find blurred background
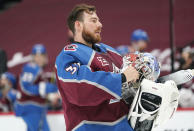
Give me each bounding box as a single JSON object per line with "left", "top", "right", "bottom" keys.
{"left": 0, "top": 0, "right": 194, "bottom": 131}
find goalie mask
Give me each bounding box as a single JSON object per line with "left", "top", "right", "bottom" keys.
{"left": 122, "top": 52, "right": 160, "bottom": 83}
{"left": 121, "top": 52, "right": 161, "bottom": 104}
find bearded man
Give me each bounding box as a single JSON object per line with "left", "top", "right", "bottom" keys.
{"left": 56, "top": 2, "right": 182, "bottom": 131}
{"left": 55, "top": 4, "right": 140, "bottom": 131}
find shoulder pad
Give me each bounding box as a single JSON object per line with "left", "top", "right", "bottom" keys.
{"left": 22, "top": 63, "right": 41, "bottom": 75}
{"left": 62, "top": 43, "right": 93, "bottom": 65}
{"left": 99, "top": 43, "right": 121, "bottom": 56}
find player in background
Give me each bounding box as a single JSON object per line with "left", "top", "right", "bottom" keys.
{"left": 15, "top": 44, "right": 58, "bottom": 131}
{"left": 55, "top": 4, "right": 140, "bottom": 131}
{"left": 177, "top": 46, "right": 194, "bottom": 70}
{"left": 178, "top": 46, "right": 194, "bottom": 107}
{"left": 116, "top": 29, "right": 149, "bottom": 55}
{"left": 0, "top": 72, "right": 19, "bottom": 112}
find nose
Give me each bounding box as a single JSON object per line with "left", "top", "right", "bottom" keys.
{"left": 97, "top": 21, "right": 102, "bottom": 29}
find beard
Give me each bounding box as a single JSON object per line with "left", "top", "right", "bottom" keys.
{"left": 82, "top": 26, "right": 101, "bottom": 45}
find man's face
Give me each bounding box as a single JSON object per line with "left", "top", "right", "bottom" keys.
{"left": 81, "top": 11, "right": 102, "bottom": 44}
{"left": 0, "top": 77, "right": 12, "bottom": 97}
{"left": 132, "top": 40, "right": 148, "bottom": 52}
{"left": 182, "top": 52, "right": 189, "bottom": 61}
{"left": 33, "top": 54, "right": 48, "bottom": 68}
{"left": 0, "top": 77, "right": 11, "bottom": 88}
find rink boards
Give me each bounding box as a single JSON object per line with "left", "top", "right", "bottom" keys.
{"left": 0, "top": 108, "right": 193, "bottom": 131}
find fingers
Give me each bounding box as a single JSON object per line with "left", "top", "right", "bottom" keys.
{"left": 123, "top": 66, "right": 139, "bottom": 83}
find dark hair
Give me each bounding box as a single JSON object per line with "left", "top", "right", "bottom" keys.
{"left": 67, "top": 4, "right": 96, "bottom": 34}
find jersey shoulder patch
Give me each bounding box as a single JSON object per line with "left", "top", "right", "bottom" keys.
{"left": 64, "top": 44, "right": 78, "bottom": 51}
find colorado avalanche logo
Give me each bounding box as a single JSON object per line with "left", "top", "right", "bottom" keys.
{"left": 64, "top": 44, "right": 78, "bottom": 51}
{"left": 97, "top": 57, "right": 109, "bottom": 66}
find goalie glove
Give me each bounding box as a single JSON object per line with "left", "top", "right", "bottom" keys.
{"left": 128, "top": 79, "right": 179, "bottom": 131}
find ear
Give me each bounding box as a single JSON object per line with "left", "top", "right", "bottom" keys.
{"left": 74, "top": 21, "right": 83, "bottom": 33}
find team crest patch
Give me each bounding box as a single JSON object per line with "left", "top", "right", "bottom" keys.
{"left": 64, "top": 44, "right": 78, "bottom": 51}
{"left": 97, "top": 57, "right": 109, "bottom": 66}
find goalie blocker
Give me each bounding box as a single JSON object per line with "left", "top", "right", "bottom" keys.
{"left": 128, "top": 79, "right": 180, "bottom": 131}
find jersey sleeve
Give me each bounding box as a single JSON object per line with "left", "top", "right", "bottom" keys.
{"left": 6, "top": 89, "right": 19, "bottom": 103}
{"left": 56, "top": 51, "right": 122, "bottom": 107}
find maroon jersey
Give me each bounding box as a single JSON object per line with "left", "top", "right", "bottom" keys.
{"left": 55, "top": 43, "right": 131, "bottom": 131}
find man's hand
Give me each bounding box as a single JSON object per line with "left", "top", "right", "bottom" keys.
{"left": 123, "top": 66, "right": 139, "bottom": 83}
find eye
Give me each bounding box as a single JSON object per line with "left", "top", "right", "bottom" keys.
{"left": 92, "top": 19, "right": 97, "bottom": 23}
{"left": 91, "top": 18, "right": 97, "bottom": 23}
